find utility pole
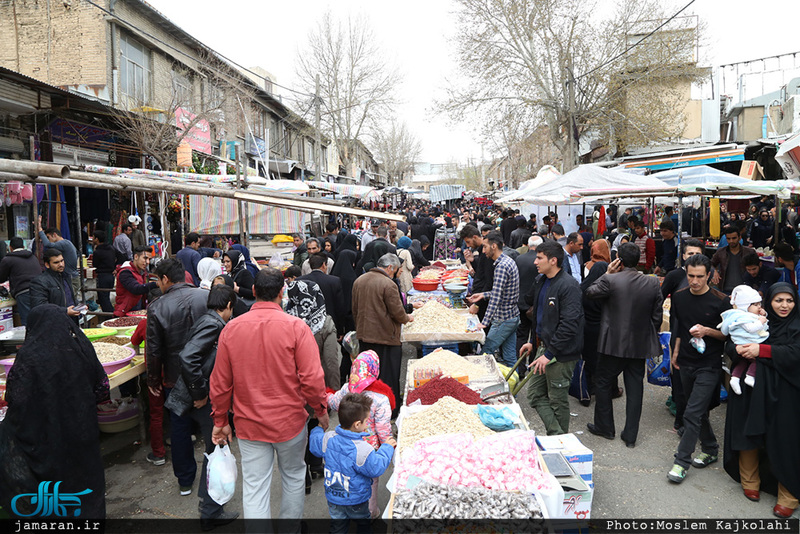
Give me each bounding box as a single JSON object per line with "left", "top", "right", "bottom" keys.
{"left": 565, "top": 63, "right": 578, "bottom": 172}
{"left": 315, "top": 74, "right": 323, "bottom": 180}
{"left": 235, "top": 144, "right": 245, "bottom": 246}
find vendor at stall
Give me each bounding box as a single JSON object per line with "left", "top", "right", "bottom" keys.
{"left": 114, "top": 246, "right": 157, "bottom": 317}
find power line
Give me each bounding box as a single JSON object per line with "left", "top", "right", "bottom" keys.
{"left": 575, "top": 0, "right": 697, "bottom": 81}
{"left": 82, "top": 0, "right": 314, "bottom": 99}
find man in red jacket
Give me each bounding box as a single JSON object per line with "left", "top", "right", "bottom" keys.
{"left": 210, "top": 267, "right": 328, "bottom": 528}
{"left": 113, "top": 246, "right": 157, "bottom": 317}
{"left": 633, "top": 220, "right": 656, "bottom": 273}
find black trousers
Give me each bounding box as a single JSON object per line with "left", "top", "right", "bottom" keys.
{"left": 96, "top": 272, "right": 115, "bottom": 313}
{"left": 671, "top": 367, "right": 686, "bottom": 428}
{"left": 674, "top": 366, "right": 720, "bottom": 468}
{"left": 360, "top": 341, "right": 403, "bottom": 417}
{"left": 593, "top": 354, "right": 645, "bottom": 444}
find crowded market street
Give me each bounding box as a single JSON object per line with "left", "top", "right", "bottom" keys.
{"left": 2, "top": 1, "right": 800, "bottom": 532}
{"left": 97, "top": 346, "right": 770, "bottom": 521}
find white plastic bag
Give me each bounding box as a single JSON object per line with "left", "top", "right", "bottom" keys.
{"left": 268, "top": 253, "right": 284, "bottom": 269}
{"left": 205, "top": 444, "right": 237, "bottom": 505}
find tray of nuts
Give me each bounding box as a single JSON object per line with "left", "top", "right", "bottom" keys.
{"left": 102, "top": 316, "right": 144, "bottom": 333}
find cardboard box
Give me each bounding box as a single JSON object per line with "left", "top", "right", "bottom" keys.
{"left": 562, "top": 482, "right": 593, "bottom": 520}
{"left": 537, "top": 433, "right": 594, "bottom": 485}
{"left": 739, "top": 160, "right": 764, "bottom": 180}
{"left": 776, "top": 134, "right": 800, "bottom": 179}
{"left": 0, "top": 318, "right": 14, "bottom": 333}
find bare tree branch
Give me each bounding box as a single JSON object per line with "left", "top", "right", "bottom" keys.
{"left": 296, "top": 11, "right": 399, "bottom": 176}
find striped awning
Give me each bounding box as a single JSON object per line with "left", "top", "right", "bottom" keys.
{"left": 188, "top": 195, "right": 308, "bottom": 235}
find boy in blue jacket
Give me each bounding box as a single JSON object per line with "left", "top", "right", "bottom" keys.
{"left": 309, "top": 393, "right": 396, "bottom": 533}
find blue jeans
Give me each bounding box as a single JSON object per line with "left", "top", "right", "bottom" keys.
{"left": 328, "top": 501, "right": 371, "bottom": 534}
{"left": 482, "top": 317, "right": 520, "bottom": 367}
{"left": 165, "top": 390, "right": 223, "bottom": 519}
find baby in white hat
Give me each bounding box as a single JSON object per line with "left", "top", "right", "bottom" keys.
{"left": 718, "top": 285, "right": 769, "bottom": 395}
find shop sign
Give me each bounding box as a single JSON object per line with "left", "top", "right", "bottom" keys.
{"left": 245, "top": 134, "right": 266, "bottom": 159}
{"left": 48, "top": 118, "right": 116, "bottom": 149}
{"left": 175, "top": 107, "right": 212, "bottom": 155}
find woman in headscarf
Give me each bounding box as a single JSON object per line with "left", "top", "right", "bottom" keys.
{"left": 197, "top": 257, "right": 222, "bottom": 290}
{"left": 230, "top": 244, "right": 260, "bottom": 279}
{"left": 408, "top": 238, "right": 430, "bottom": 277}
{"left": 223, "top": 249, "right": 255, "bottom": 304}
{"left": 723, "top": 282, "right": 800, "bottom": 517}
{"left": 580, "top": 261, "right": 609, "bottom": 407}
{"left": 284, "top": 277, "right": 329, "bottom": 489}
{"left": 395, "top": 236, "right": 414, "bottom": 294}
{"left": 322, "top": 237, "right": 337, "bottom": 261}
{"left": 584, "top": 238, "right": 611, "bottom": 277}
{"left": 0, "top": 304, "right": 109, "bottom": 518}
{"left": 335, "top": 232, "right": 359, "bottom": 262}
{"left": 330, "top": 247, "right": 358, "bottom": 333}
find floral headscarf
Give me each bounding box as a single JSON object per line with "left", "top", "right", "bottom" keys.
{"left": 285, "top": 279, "right": 327, "bottom": 334}
{"left": 348, "top": 350, "right": 380, "bottom": 393}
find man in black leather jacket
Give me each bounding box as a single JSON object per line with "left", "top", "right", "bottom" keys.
{"left": 173, "top": 284, "right": 239, "bottom": 529}
{"left": 145, "top": 259, "right": 209, "bottom": 500}
{"left": 29, "top": 248, "right": 81, "bottom": 322}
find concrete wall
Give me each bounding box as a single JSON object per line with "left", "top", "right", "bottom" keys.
{"left": 736, "top": 106, "right": 783, "bottom": 142}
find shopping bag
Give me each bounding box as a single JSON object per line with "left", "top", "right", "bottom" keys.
{"left": 646, "top": 332, "right": 672, "bottom": 387}
{"left": 568, "top": 360, "right": 590, "bottom": 402}
{"left": 205, "top": 444, "right": 237, "bottom": 505}
{"left": 474, "top": 405, "right": 519, "bottom": 431}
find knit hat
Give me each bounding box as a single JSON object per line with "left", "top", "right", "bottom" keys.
{"left": 731, "top": 285, "right": 762, "bottom": 309}
{"left": 397, "top": 236, "right": 412, "bottom": 249}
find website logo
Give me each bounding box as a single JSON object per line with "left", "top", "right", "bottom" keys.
{"left": 11, "top": 481, "right": 92, "bottom": 517}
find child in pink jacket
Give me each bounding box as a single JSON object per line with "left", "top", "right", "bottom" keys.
{"left": 327, "top": 350, "right": 396, "bottom": 518}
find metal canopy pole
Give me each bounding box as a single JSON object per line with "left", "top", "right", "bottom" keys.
{"left": 774, "top": 195, "right": 780, "bottom": 245}
{"left": 74, "top": 186, "right": 86, "bottom": 306}
{"left": 235, "top": 145, "right": 245, "bottom": 245}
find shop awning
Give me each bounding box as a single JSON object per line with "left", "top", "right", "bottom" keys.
{"left": 268, "top": 159, "right": 298, "bottom": 176}
{"left": 618, "top": 144, "right": 745, "bottom": 171}
{"left": 307, "top": 180, "right": 376, "bottom": 200}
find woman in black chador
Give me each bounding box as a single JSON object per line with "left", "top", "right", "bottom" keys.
{"left": 0, "top": 304, "right": 109, "bottom": 518}
{"left": 723, "top": 283, "right": 800, "bottom": 518}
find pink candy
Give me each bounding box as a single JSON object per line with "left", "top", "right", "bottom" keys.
{"left": 396, "top": 430, "right": 558, "bottom": 493}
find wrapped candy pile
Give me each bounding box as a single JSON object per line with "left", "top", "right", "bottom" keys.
{"left": 391, "top": 480, "right": 545, "bottom": 523}
{"left": 395, "top": 430, "right": 560, "bottom": 494}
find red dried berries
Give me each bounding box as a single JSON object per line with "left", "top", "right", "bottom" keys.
{"left": 406, "top": 376, "right": 486, "bottom": 406}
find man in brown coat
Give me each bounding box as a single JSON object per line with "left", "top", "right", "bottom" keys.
{"left": 352, "top": 253, "right": 413, "bottom": 414}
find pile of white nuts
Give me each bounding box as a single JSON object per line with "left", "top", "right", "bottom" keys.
{"left": 398, "top": 396, "right": 493, "bottom": 457}
{"left": 404, "top": 301, "right": 468, "bottom": 334}
{"left": 408, "top": 349, "right": 491, "bottom": 380}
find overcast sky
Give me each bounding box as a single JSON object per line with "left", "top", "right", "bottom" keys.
{"left": 146, "top": 0, "right": 800, "bottom": 164}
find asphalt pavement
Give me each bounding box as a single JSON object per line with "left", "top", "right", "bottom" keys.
{"left": 102, "top": 344, "right": 794, "bottom": 521}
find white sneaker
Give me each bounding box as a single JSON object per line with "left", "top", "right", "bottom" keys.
{"left": 730, "top": 377, "right": 742, "bottom": 395}
{"left": 744, "top": 375, "right": 755, "bottom": 387}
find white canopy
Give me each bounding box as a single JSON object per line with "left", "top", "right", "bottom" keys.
{"left": 497, "top": 165, "right": 561, "bottom": 204}
{"left": 519, "top": 165, "right": 671, "bottom": 205}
